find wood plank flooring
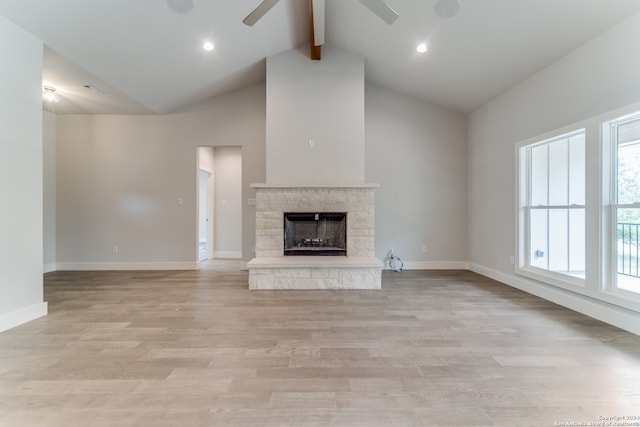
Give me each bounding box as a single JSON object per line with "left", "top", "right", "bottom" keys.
{"left": 1, "top": 262, "right": 639, "bottom": 426}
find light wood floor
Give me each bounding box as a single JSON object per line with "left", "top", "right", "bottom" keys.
{"left": 1, "top": 262, "right": 639, "bottom": 426}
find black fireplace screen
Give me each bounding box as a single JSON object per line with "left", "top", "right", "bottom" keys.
{"left": 283, "top": 212, "right": 347, "bottom": 256}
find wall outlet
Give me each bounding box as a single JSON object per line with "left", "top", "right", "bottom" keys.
{"left": 308, "top": 139, "right": 315, "bottom": 148}
{"left": 509, "top": 255, "right": 515, "bottom": 265}
{"left": 422, "top": 245, "right": 428, "bottom": 253}
{"left": 112, "top": 245, "right": 119, "bottom": 254}
{"left": 177, "top": 198, "right": 183, "bottom": 206}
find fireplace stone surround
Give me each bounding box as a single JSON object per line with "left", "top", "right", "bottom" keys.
{"left": 247, "top": 184, "right": 383, "bottom": 290}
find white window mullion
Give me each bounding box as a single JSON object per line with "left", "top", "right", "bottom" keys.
{"left": 546, "top": 143, "right": 551, "bottom": 271}
{"left": 566, "top": 140, "right": 571, "bottom": 273}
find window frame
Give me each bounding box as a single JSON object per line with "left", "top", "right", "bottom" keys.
{"left": 514, "top": 104, "right": 640, "bottom": 315}
{"left": 517, "top": 129, "right": 587, "bottom": 290}
{"left": 602, "top": 112, "right": 640, "bottom": 305}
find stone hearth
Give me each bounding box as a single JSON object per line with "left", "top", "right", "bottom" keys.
{"left": 247, "top": 184, "right": 383, "bottom": 290}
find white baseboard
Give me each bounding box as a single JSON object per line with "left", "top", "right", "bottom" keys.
{"left": 55, "top": 262, "right": 198, "bottom": 271}
{"left": 384, "top": 260, "right": 469, "bottom": 271}
{"left": 213, "top": 251, "right": 242, "bottom": 259}
{"left": 0, "top": 302, "right": 48, "bottom": 333}
{"left": 43, "top": 263, "right": 56, "bottom": 273}
{"left": 468, "top": 263, "right": 640, "bottom": 336}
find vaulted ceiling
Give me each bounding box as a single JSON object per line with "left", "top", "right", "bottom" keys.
{"left": 1, "top": 0, "right": 639, "bottom": 114}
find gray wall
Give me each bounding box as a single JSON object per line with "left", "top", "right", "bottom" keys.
{"left": 52, "top": 65, "right": 468, "bottom": 269}
{"left": 365, "top": 83, "right": 468, "bottom": 266}
{"left": 43, "top": 110, "right": 57, "bottom": 272}
{"left": 467, "top": 12, "right": 640, "bottom": 332}
{"left": 213, "top": 146, "right": 242, "bottom": 258}
{"left": 0, "top": 14, "right": 47, "bottom": 331}
{"left": 55, "top": 83, "right": 266, "bottom": 267}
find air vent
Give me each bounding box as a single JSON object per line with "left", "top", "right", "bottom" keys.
{"left": 83, "top": 84, "right": 102, "bottom": 93}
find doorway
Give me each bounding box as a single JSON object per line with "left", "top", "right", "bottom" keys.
{"left": 198, "top": 169, "right": 213, "bottom": 261}
{"left": 197, "top": 146, "right": 242, "bottom": 263}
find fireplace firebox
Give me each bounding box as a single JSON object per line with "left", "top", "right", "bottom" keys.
{"left": 284, "top": 212, "right": 347, "bottom": 256}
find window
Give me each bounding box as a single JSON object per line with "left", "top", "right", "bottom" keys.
{"left": 605, "top": 113, "right": 640, "bottom": 296}
{"left": 519, "top": 130, "right": 585, "bottom": 285}
{"left": 516, "top": 104, "right": 640, "bottom": 314}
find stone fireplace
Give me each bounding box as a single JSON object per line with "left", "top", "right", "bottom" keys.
{"left": 248, "top": 46, "right": 381, "bottom": 289}
{"left": 247, "top": 184, "right": 383, "bottom": 289}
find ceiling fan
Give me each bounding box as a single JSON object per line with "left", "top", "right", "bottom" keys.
{"left": 167, "top": 0, "right": 457, "bottom": 26}
{"left": 167, "top": 0, "right": 398, "bottom": 59}
{"left": 166, "top": 0, "right": 398, "bottom": 25}
{"left": 243, "top": 0, "right": 399, "bottom": 27}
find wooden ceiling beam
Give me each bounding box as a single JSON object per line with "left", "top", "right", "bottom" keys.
{"left": 309, "top": 0, "right": 322, "bottom": 60}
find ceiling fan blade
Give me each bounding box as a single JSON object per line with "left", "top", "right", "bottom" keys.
{"left": 312, "top": 0, "right": 325, "bottom": 46}
{"left": 357, "top": 0, "right": 399, "bottom": 24}
{"left": 243, "top": 0, "right": 281, "bottom": 26}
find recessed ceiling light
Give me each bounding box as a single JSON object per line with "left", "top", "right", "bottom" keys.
{"left": 416, "top": 43, "right": 428, "bottom": 53}
{"left": 203, "top": 41, "right": 214, "bottom": 51}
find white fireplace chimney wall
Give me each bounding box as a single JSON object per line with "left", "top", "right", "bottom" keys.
{"left": 250, "top": 45, "right": 381, "bottom": 290}
{"left": 266, "top": 45, "right": 365, "bottom": 186}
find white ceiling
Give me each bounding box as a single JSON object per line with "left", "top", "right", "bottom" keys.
{"left": 1, "top": 0, "right": 639, "bottom": 114}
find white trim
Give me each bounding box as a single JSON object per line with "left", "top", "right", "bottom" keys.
{"left": 517, "top": 265, "right": 585, "bottom": 290}
{"left": 43, "top": 263, "right": 56, "bottom": 273}
{"left": 213, "top": 251, "right": 242, "bottom": 259}
{"left": 397, "top": 261, "right": 469, "bottom": 270}
{"left": 469, "top": 263, "right": 640, "bottom": 336}
{"left": 55, "top": 262, "right": 198, "bottom": 271}
{"left": 0, "top": 302, "right": 48, "bottom": 333}
{"left": 251, "top": 183, "right": 379, "bottom": 189}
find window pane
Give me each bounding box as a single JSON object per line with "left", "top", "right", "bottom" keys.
{"left": 617, "top": 142, "right": 640, "bottom": 205}
{"left": 569, "top": 134, "right": 585, "bottom": 205}
{"left": 569, "top": 209, "right": 585, "bottom": 275}
{"left": 616, "top": 208, "right": 640, "bottom": 294}
{"left": 549, "top": 139, "right": 569, "bottom": 206}
{"left": 530, "top": 145, "right": 548, "bottom": 206}
{"left": 613, "top": 116, "right": 640, "bottom": 295}
{"left": 548, "top": 209, "right": 568, "bottom": 272}
{"left": 521, "top": 130, "right": 584, "bottom": 283}
{"left": 617, "top": 117, "right": 640, "bottom": 145}
{"left": 530, "top": 209, "right": 548, "bottom": 269}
